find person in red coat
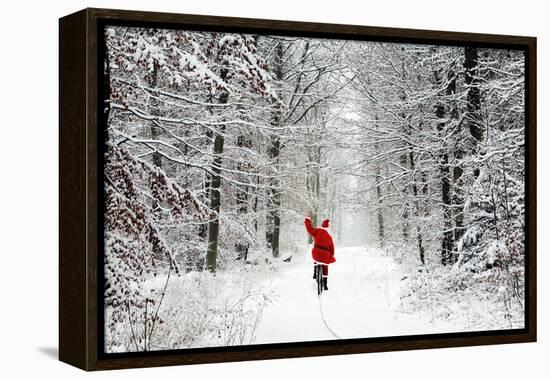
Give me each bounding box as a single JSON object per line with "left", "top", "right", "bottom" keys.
{"left": 304, "top": 217, "right": 336, "bottom": 290}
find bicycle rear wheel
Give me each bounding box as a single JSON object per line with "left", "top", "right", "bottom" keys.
{"left": 316, "top": 265, "right": 323, "bottom": 295}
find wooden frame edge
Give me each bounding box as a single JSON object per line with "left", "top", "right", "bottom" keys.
{"left": 58, "top": 7, "right": 537, "bottom": 371}
{"left": 85, "top": 7, "right": 536, "bottom": 45}
{"left": 526, "top": 37, "right": 537, "bottom": 344}
{"left": 59, "top": 9, "right": 88, "bottom": 370}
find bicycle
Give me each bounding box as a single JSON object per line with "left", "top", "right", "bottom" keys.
{"left": 315, "top": 264, "right": 326, "bottom": 295}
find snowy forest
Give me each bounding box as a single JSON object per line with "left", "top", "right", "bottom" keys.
{"left": 102, "top": 26, "right": 526, "bottom": 353}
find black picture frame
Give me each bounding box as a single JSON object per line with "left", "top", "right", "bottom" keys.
{"left": 59, "top": 7, "right": 537, "bottom": 371}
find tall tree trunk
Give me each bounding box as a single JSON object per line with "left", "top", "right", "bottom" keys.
{"left": 199, "top": 125, "right": 214, "bottom": 240}
{"left": 206, "top": 69, "right": 229, "bottom": 272}
{"left": 464, "top": 46, "right": 483, "bottom": 159}
{"left": 235, "top": 135, "right": 251, "bottom": 261}
{"left": 501, "top": 157, "right": 511, "bottom": 228}
{"left": 440, "top": 151, "right": 453, "bottom": 265}
{"left": 266, "top": 42, "right": 284, "bottom": 258}
{"left": 451, "top": 158, "right": 464, "bottom": 265}
{"left": 148, "top": 60, "right": 163, "bottom": 262}
{"left": 266, "top": 127, "right": 283, "bottom": 257}
{"left": 488, "top": 173, "right": 500, "bottom": 241}
{"left": 400, "top": 148, "right": 410, "bottom": 241}
{"left": 409, "top": 148, "right": 425, "bottom": 265}
{"left": 374, "top": 135, "right": 385, "bottom": 246}
{"left": 206, "top": 130, "right": 225, "bottom": 272}
{"left": 375, "top": 174, "right": 385, "bottom": 244}
{"left": 435, "top": 67, "right": 454, "bottom": 265}
{"left": 271, "top": 175, "right": 282, "bottom": 258}
{"left": 403, "top": 108, "right": 425, "bottom": 264}
{"left": 253, "top": 175, "right": 259, "bottom": 233}
{"left": 449, "top": 47, "right": 482, "bottom": 263}
{"left": 399, "top": 89, "right": 410, "bottom": 242}
{"left": 198, "top": 174, "right": 210, "bottom": 240}
{"left": 306, "top": 146, "right": 321, "bottom": 244}
{"left": 149, "top": 60, "right": 162, "bottom": 169}
{"left": 448, "top": 57, "right": 466, "bottom": 264}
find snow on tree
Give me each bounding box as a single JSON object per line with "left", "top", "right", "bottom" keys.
{"left": 102, "top": 26, "right": 527, "bottom": 351}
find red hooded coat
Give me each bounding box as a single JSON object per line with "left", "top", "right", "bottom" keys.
{"left": 304, "top": 218, "right": 336, "bottom": 264}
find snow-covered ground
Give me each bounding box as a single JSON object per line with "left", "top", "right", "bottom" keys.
{"left": 109, "top": 242, "right": 522, "bottom": 353}
{"left": 254, "top": 245, "right": 459, "bottom": 344}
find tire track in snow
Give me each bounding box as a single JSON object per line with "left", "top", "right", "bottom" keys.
{"left": 318, "top": 294, "right": 342, "bottom": 339}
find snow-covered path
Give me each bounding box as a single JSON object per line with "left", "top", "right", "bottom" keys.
{"left": 254, "top": 246, "right": 449, "bottom": 344}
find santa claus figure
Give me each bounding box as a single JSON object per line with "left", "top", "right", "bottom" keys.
{"left": 304, "top": 217, "right": 336, "bottom": 291}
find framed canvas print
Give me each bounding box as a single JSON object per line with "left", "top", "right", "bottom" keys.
{"left": 59, "top": 8, "right": 537, "bottom": 371}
